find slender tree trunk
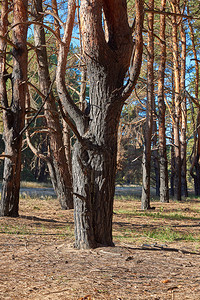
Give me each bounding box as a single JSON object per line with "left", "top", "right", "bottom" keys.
{"left": 170, "top": 124, "right": 175, "bottom": 196}
{"left": 152, "top": 103, "right": 160, "bottom": 196}
{"left": 32, "top": 0, "right": 73, "bottom": 209}
{"left": 0, "top": 0, "right": 28, "bottom": 217}
{"left": 157, "top": 0, "right": 169, "bottom": 203}
{"left": 170, "top": 71, "right": 175, "bottom": 196}
{"left": 180, "top": 23, "right": 188, "bottom": 197}
{"left": 171, "top": 0, "right": 181, "bottom": 201}
{"left": 188, "top": 7, "right": 200, "bottom": 195}
{"left": 141, "top": 0, "right": 154, "bottom": 209}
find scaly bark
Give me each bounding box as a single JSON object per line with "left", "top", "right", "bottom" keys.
{"left": 56, "top": 0, "right": 144, "bottom": 248}
{"left": 0, "top": 0, "right": 28, "bottom": 216}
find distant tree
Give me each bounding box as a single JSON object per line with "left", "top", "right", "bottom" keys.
{"left": 141, "top": 0, "right": 154, "bottom": 210}
{"left": 180, "top": 21, "right": 188, "bottom": 197}
{"left": 157, "top": 0, "right": 169, "bottom": 203}
{"left": 187, "top": 4, "right": 200, "bottom": 195}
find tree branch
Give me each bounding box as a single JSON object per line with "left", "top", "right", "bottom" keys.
{"left": 14, "top": 72, "right": 56, "bottom": 140}
{"left": 56, "top": 0, "right": 85, "bottom": 135}
{"left": 25, "top": 127, "right": 51, "bottom": 163}
{"left": 39, "top": 11, "right": 65, "bottom": 27}
{"left": 7, "top": 21, "right": 64, "bottom": 46}
{"left": 121, "top": 0, "right": 144, "bottom": 99}
{"left": 144, "top": 8, "right": 198, "bottom": 20}
{"left": 0, "top": 35, "right": 18, "bottom": 49}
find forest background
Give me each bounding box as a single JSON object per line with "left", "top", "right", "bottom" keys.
{"left": 1, "top": 0, "right": 200, "bottom": 243}
{"left": 0, "top": 0, "right": 199, "bottom": 191}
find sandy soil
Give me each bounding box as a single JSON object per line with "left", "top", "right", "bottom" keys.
{"left": 0, "top": 193, "right": 200, "bottom": 300}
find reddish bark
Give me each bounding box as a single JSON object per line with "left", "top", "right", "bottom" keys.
{"left": 0, "top": 0, "right": 28, "bottom": 216}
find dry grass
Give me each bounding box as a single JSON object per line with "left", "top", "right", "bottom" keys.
{"left": 0, "top": 192, "right": 200, "bottom": 299}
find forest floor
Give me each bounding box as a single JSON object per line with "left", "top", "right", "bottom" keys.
{"left": 0, "top": 187, "right": 200, "bottom": 300}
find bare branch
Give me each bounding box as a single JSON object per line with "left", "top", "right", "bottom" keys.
{"left": 39, "top": 11, "right": 65, "bottom": 27}
{"left": 25, "top": 128, "right": 51, "bottom": 162}
{"left": 144, "top": 8, "right": 198, "bottom": 20}
{"left": 7, "top": 21, "right": 64, "bottom": 46}
{"left": 56, "top": 0, "right": 85, "bottom": 135}
{"left": 121, "top": 0, "right": 144, "bottom": 99}
{"left": 15, "top": 72, "right": 56, "bottom": 140}
{"left": 0, "top": 35, "right": 18, "bottom": 49}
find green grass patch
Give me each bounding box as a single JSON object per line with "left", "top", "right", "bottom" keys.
{"left": 115, "top": 209, "right": 200, "bottom": 221}
{"left": 113, "top": 226, "right": 199, "bottom": 243}
{"left": 0, "top": 224, "right": 30, "bottom": 235}
{"left": 143, "top": 227, "right": 198, "bottom": 242}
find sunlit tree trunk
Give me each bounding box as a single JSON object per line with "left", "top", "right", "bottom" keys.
{"left": 188, "top": 7, "right": 200, "bottom": 195}
{"left": 32, "top": 0, "right": 73, "bottom": 209}
{"left": 171, "top": 0, "right": 181, "bottom": 201}
{"left": 0, "top": 0, "right": 28, "bottom": 216}
{"left": 180, "top": 22, "right": 188, "bottom": 197}
{"left": 169, "top": 70, "right": 175, "bottom": 196}
{"left": 141, "top": 0, "right": 154, "bottom": 209}
{"left": 157, "top": 0, "right": 169, "bottom": 203}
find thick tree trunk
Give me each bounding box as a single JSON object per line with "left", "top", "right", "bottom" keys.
{"left": 141, "top": 0, "right": 154, "bottom": 209}
{"left": 157, "top": 0, "right": 169, "bottom": 203}
{"left": 32, "top": 0, "right": 73, "bottom": 209}
{"left": 56, "top": 0, "right": 144, "bottom": 248}
{"left": 0, "top": 0, "right": 28, "bottom": 216}
{"left": 73, "top": 101, "right": 121, "bottom": 248}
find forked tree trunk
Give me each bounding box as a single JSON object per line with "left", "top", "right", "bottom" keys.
{"left": 157, "top": 0, "right": 169, "bottom": 203}
{"left": 56, "top": 0, "right": 144, "bottom": 248}
{"left": 141, "top": 0, "right": 154, "bottom": 209}
{"left": 32, "top": 0, "right": 73, "bottom": 209}
{"left": 0, "top": 0, "right": 28, "bottom": 216}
